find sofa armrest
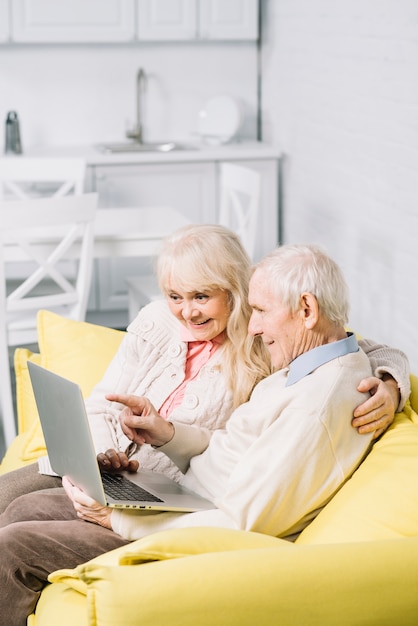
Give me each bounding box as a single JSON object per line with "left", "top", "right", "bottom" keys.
{"left": 43, "top": 528, "right": 418, "bottom": 626}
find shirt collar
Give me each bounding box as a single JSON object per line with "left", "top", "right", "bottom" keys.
{"left": 286, "top": 332, "right": 359, "bottom": 386}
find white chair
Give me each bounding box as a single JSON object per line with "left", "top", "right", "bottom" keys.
{"left": 0, "top": 157, "right": 86, "bottom": 200}
{"left": 0, "top": 193, "right": 98, "bottom": 447}
{"left": 125, "top": 162, "right": 261, "bottom": 321}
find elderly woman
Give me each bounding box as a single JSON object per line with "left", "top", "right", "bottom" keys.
{"left": 0, "top": 238, "right": 410, "bottom": 626}
{"left": 0, "top": 225, "right": 405, "bottom": 511}
{"left": 0, "top": 224, "right": 267, "bottom": 509}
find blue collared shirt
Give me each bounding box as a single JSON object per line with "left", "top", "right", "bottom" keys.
{"left": 286, "top": 332, "right": 359, "bottom": 387}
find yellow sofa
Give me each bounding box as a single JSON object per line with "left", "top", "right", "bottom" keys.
{"left": 1, "top": 310, "right": 418, "bottom": 626}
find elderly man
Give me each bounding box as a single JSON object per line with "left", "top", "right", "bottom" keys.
{"left": 70, "top": 243, "right": 378, "bottom": 540}
{"left": 0, "top": 244, "right": 404, "bottom": 624}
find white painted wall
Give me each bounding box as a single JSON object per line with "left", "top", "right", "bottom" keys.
{"left": 0, "top": 42, "right": 258, "bottom": 148}
{"left": 261, "top": 0, "right": 418, "bottom": 372}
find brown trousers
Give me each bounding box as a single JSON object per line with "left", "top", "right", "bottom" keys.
{"left": 0, "top": 462, "right": 62, "bottom": 514}
{"left": 0, "top": 488, "right": 130, "bottom": 626}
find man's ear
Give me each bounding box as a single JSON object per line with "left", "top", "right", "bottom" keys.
{"left": 300, "top": 292, "right": 319, "bottom": 329}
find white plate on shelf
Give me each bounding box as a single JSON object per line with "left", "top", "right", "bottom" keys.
{"left": 197, "top": 95, "right": 242, "bottom": 145}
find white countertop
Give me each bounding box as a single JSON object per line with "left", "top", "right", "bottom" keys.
{"left": 25, "top": 141, "right": 281, "bottom": 166}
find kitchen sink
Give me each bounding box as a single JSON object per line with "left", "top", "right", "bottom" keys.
{"left": 97, "top": 141, "right": 196, "bottom": 154}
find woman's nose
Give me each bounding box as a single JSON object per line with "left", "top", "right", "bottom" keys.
{"left": 181, "top": 301, "right": 196, "bottom": 320}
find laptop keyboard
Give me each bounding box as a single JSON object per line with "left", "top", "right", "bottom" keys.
{"left": 102, "top": 472, "right": 163, "bottom": 502}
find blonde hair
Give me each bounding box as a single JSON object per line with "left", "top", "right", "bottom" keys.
{"left": 157, "top": 224, "right": 271, "bottom": 407}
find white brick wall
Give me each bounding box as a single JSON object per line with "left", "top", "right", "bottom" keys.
{"left": 261, "top": 0, "right": 418, "bottom": 372}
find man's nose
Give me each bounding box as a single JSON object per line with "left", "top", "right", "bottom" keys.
{"left": 248, "top": 314, "right": 261, "bottom": 337}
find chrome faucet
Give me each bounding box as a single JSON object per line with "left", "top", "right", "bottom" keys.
{"left": 126, "top": 68, "right": 147, "bottom": 143}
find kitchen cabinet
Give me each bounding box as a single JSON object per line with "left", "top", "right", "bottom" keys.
{"left": 11, "top": 0, "right": 135, "bottom": 43}
{"left": 87, "top": 153, "right": 278, "bottom": 320}
{"left": 199, "top": 0, "right": 259, "bottom": 41}
{"left": 0, "top": 0, "right": 9, "bottom": 42}
{"left": 137, "top": 0, "right": 259, "bottom": 41}
{"left": 5, "top": 0, "right": 257, "bottom": 45}
{"left": 137, "top": 0, "right": 196, "bottom": 41}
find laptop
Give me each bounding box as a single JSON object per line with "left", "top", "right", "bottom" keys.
{"left": 27, "top": 361, "right": 216, "bottom": 512}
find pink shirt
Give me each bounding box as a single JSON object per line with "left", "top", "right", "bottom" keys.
{"left": 158, "top": 326, "right": 225, "bottom": 418}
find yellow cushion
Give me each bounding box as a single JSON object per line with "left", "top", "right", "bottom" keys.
{"left": 0, "top": 431, "right": 37, "bottom": 474}
{"left": 35, "top": 310, "right": 124, "bottom": 389}
{"left": 46, "top": 531, "right": 418, "bottom": 626}
{"left": 1, "top": 310, "right": 125, "bottom": 471}
{"left": 1, "top": 342, "right": 45, "bottom": 472}
{"left": 28, "top": 583, "right": 87, "bottom": 626}
{"left": 297, "top": 410, "right": 418, "bottom": 545}
{"left": 14, "top": 348, "right": 42, "bottom": 434}
{"left": 49, "top": 527, "right": 289, "bottom": 595}
{"left": 408, "top": 373, "right": 418, "bottom": 420}
{"left": 118, "top": 526, "right": 289, "bottom": 565}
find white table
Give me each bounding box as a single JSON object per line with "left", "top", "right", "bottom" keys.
{"left": 93, "top": 206, "right": 189, "bottom": 258}
{"left": 4, "top": 206, "right": 190, "bottom": 261}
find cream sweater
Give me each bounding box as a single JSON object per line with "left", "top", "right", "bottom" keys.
{"left": 111, "top": 346, "right": 378, "bottom": 541}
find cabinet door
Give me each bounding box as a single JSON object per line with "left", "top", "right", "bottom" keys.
{"left": 137, "top": 0, "right": 196, "bottom": 41}
{"left": 199, "top": 0, "right": 258, "bottom": 41}
{"left": 91, "top": 161, "right": 217, "bottom": 311}
{"left": 11, "top": 0, "right": 135, "bottom": 43}
{"left": 0, "top": 0, "right": 9, "bottom": 42}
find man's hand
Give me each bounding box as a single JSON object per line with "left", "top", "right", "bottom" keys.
{"left": 353, "top": 376, "right": 399, "bottom": 438}
{"left": 97, "top": 449, "right": 139, "bottom": 474}
{"left": 106, "top": 393, "right": 175, "bottom": 448}
{"left": 62, "top": 476, "right": 113, "bottom": 529}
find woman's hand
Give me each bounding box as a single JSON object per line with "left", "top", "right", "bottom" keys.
{"left": 106, "top": 393, "right": 175, "bottom": 448}
{"left": 353, "top": 376, "right": 399, "bottom": 438}
{"left": 62, "top": 475, "right": 112, "bottom": 529}
{"left": 97, "top": 449, "right": 139, "bottom": 474}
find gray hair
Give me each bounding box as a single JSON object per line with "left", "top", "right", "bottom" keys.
{"left": 254, "top": 244, "right": 349, "bottom": 326}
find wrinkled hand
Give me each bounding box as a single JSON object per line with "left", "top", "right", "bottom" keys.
{"left": 97, "top": 449, "right": 139, "bottom": 474}
{"left": 106, "top": 393, "right": 175, "bottom": 448}
{"left": 62, "top": 475, "right": 112, "bottom": 529}
{"left": 353, "top": 376, "right": 398, "bottom": 438}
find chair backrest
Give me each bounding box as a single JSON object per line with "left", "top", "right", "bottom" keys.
{"left": 0, "top": 157, "right": 86, "bottom": 200}
{"left": 218, "top": 162, "right": 261, "bottom": 260}
{"left": 0, "top": 192, "right": 97, "bottom": 447}
{"left": 0, "top": 193, "right": 98, "bottom": 334}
